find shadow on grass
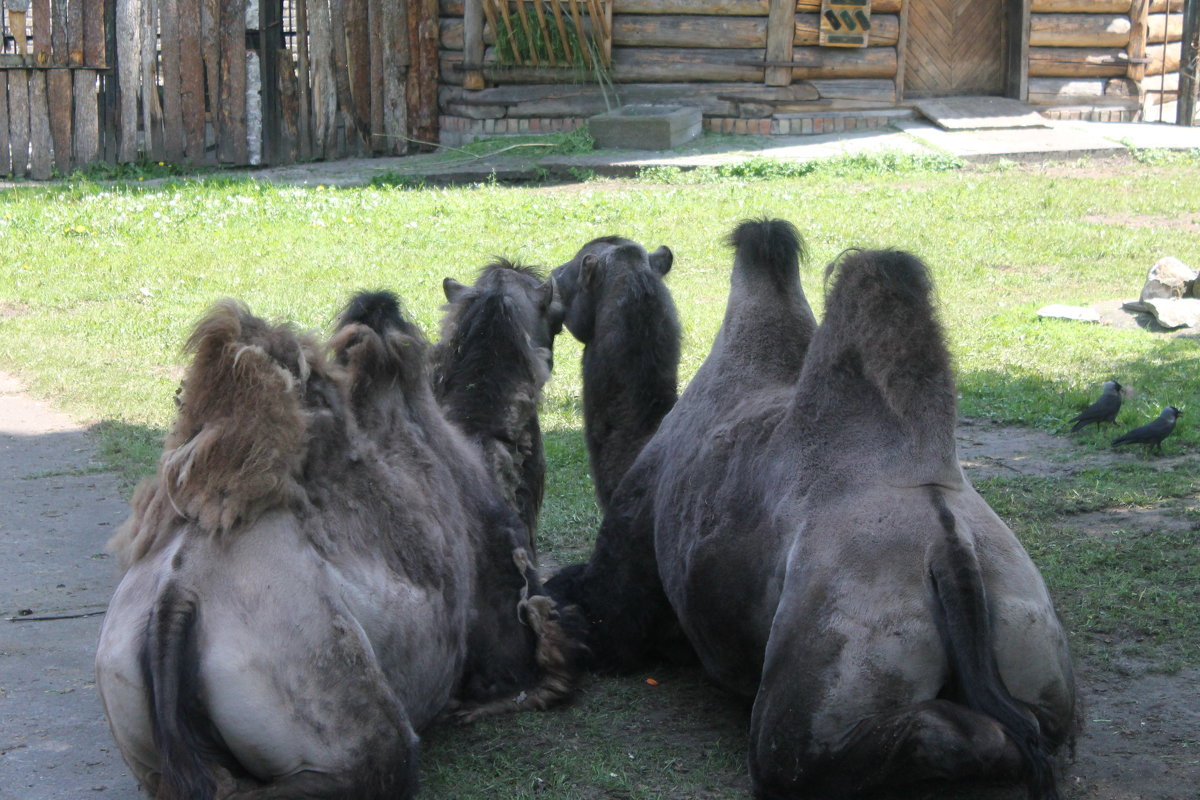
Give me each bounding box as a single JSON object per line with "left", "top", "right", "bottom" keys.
{"left": 88, "top": 419, "right": 167, "bottom": 494}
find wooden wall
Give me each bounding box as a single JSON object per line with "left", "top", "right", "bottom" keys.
{"left": 1026, "top": 0, "right": 1186, "bottom": 114}
{"left": 439, "top": 0, "right": 905, "bottom": 138}
{"left": 0, "top": 0, "right": 106, "bottom": 179}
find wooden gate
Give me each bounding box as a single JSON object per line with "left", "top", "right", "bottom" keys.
{"left": 905, "top": 0, "right": 1008, "bottom": 98}
{"left": 0, "top": 0, "right": 108, "bottom": 179}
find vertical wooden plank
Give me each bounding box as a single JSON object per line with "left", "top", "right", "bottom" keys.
{"left": 368, "top": 0, "right": 385, "bottom": 151}
{"left": 50, "top": 0, "right": 75, "bottom": 169}
{"left": 68, "top": 0, "right": 85, "bottom": 64}
{"left": 103, "top": 0, "right": 122, "bottom": 160}
{"left": 295, "top": 0, "right": 313, "bottom": 159}
{"left": 85, "top": 0, "right": 107, "bottom": 65}
{"left": 202, "top": 0, "right": 220, "bottom": 162}
{"left": 277, "top": 47, "right": 299, "bottom": 160}
{"left": 9, "top": 71, "right": 30, "bottom": 176}
{"left": 346, "top": 0, "right": 371, "bottom": 141}
{"left": 161, "top": 0, "right": 187, "bottom": 160}
{"left": 1130, "top": 0, "right": 1151, "bottom": 83}
{"left": 406, "top": 0, "right": 438, "bottom": 147}
{"left": 179, "top": 0, "right": 205, "bottom": 161}
{"left": 74, "top": 69, "right": 101, "bottom": 165}
{"left": 33, "top": 0, "right": 51, "bottom": 66}
{"left": 0, "top": 73, "right": 11, "bottom": 176}
{"left": 218, "top": 0, "right": 248, "bottom": 163}
{"left": 115, "top": 0, "right": 140, "bottom": 162}
{"left": 1180, "top": 0, "right": 1199, "bottom": 123}
{"left": 463, "top": 0, "right": 484, "bottom": 89}
{"left": 29, "top": 70, "right": 52, "bottom": 178}
{"left": 10, "top": 5, "right": 29, "bottom": 59}
{"left": 308, "top": 0, "right": 337, "bottom": 157}
{"left": 764, "top": 0, "right": 794, "bottom": 86}
{"left": 1004, "top": 0, "right": 1030, "bottom": 100}
{"left": 894, "top": 0, "right": 908, "bottom": 101}
{"left": 329, "top": 0, "right": 362, "bottom": 155}
{"left": 381, "top": 0, "right": 407, "bottom": 153}
{"left": 142, "top": 0, "right": 163, "bottom": 159}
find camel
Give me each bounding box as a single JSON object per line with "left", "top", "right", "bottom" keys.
{"left": 552, "top": 220, "right": 1077, "bottom": 799}
{"left": 431, "top": 260, "right": 562, "bottom": 543}
{"left": 551, "top": 237, "right": 680, "bottom": 513}
{"left": 96, "top": 293, "right": 582, "bottom": 799}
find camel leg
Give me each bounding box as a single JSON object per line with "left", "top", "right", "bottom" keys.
{"left": 750, "top": 696, "right": 1029, "bottom": 799}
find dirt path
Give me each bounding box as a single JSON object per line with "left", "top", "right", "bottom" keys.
{"left": 0, "top": 373, "right": 139, "bottom": 799}
{"left": 0, "top": 377, "right": 1195, "bottom": 799}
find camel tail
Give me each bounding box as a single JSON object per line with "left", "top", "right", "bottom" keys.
{"left": 927, "top": 490, "right": 1059, "bottom": 800}
{"left": 142, "top": 585, "right": 224, "bottom": 800}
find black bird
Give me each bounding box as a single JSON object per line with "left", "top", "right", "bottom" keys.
{"left": 1069, "top": 380, "right": 1123, "bottom": 432}
{"left": 1112, "top": 406, "right": 1181, "bottom": 454}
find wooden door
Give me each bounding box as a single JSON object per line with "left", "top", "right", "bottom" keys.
{"left": 905, "top": 0, "right": 1007, "bottom": 98}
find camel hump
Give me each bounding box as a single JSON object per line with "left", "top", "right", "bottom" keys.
{"left": 164, "top": 300, "right": 317, "bottom": 535}
{"left": 331, "top": 290, "right": 429, "bottom": 410}
{"left": 726, "top": 218, "right": 806, "bottom": 281}
{"left": 817, "top": 248, "right": 956, "bottom": 437}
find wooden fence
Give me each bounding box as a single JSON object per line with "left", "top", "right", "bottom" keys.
{"left": 0, "top": 0, "right": 108, "bottom": 178}
{"left": 0, "top": 0, "right": 439, "bottom": 179}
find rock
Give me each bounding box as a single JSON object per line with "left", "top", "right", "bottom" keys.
{"left": 1037, "top": 304, "right": 1100, "bottom": 323}
{"left": 1139, "top": 256, "right": 1197, "bottom": 302}
{"left": 1122, "top": 298, "right": 1200, "bottom": 329}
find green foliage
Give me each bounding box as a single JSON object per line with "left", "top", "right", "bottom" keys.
{"left": 636, "top": 151, "right": 964, "bottom": 183}
{"left": 1128, "top": 147, "right": 1200, "bottom": 166}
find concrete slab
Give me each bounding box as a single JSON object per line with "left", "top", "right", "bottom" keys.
{"left": 894, "top": 119, "right": 1125, "bottom": 161}
{"left": 915, "top": 96, "right": 1048, "bottom": 130}
{"left": 1050, "top": 119, "right": 1200, "bottom": 150}
{"left": 588, "top": 105, "right": 703, "bottom": 150}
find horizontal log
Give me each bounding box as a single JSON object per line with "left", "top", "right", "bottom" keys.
{"left": 788, "top": 45, "right": 896, "bottom": 79}
{"left": 796, "top": 13, "right": 898, "bottom": 47}
{"left": 1031, "top": 0, "right": 1133, "bottom": 11}
{"left": 1027, "top": 76, "right": 1140, "bottom": 105}
{"left": 1029, "top": 14, "right": 1131, "bottom": 47}
{"left": 1029, "top": 46, "right": 1131, "bottom": 77}
{"left": 611, "top": 46, "right": 765, "bottom": 81}
{"left": 1147, "top": 12, "right": 1184, "bottom": 43}
{"left": 1145, "top": 41, "right": 1181, "bottom": 75}
{"left": 441, "top": 0, "right": 903, "bottom": 18}
{"left": 613, "top": 15, "right": 765, "bottom": 47}
{"left": 442, "top": 19, "right": 464, "bottom": 49}
{"left": 796, "top": 0, "right": 899, "bottom": 12}
{"left": 807, "top": 77, "right": 895, "bottom": 101}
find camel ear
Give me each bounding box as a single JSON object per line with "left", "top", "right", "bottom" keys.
{"left": 649, "top": 245, "right": 673, "bottom": 276}
{"left": 540, "top": 276, "right": 565, "bottom": 331}
{"left": 443, "top": 277, "right": 468, "bottom": 302}
{"left": 581, "top": 254, "right": 599, "bottom": 287}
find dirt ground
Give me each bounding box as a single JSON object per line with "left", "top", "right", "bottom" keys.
{"left": 0, "top": 375, "right": 1196, "bottom": 799}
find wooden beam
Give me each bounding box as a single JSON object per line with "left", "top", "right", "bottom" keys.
{"left": 1179, "top": 0, "right": 1199, "bottom": 123}
{"left": 1007, "top": 0, "right": 1031, "bottom": 100}
{"left": 1129, "top": 0, "right": 1150, "bottom": 81}
{"left": 1029, "top": 14, "right": 1132, "bottom": 48}
{"left": 895, "top": 0, "right": 908, "bottom": 101}
{"left": 51, "top": 0, "right": 76, "bottom": 169}
{"left": 0, "top": 73, "right": 10, "bottom": 175}
{"left": 179, "top": 0, "right": 205, "bottom": 162}
{"left": 765, "top": 0, "right": 795, "bottom": 86}
{"left": 463, "top": 0, "right": 485, "bottom": 88}
{"left": 217, "top": 0, "right": 248, "bottom": 164}
{"left": 9, "top": 70, "right": 30, "bottom": 175}
{"left": 160, "top": 0, "right": 186, "bottom": 161}
{"left": 29, "top": 70, "right": 51, "bottom": 179}
{"left": 1029, "top": 46, "right": 1132, "bottom": 77}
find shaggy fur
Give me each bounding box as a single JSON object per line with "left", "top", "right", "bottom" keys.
{"left": 555, "top": 220, "right": 1077, "bottom": 799}
{"left": 97, "top": 294, "right": 582, "bottom": 800}
{"left": 430, "top": 261, "right": 562, "bottom": 544}
{"left": 551, "top": 236, "right": 680, "bottom": 512}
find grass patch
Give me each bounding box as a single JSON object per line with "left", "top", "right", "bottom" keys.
{"left": 3, "top": 158, "right": 1199, "bottom": 791}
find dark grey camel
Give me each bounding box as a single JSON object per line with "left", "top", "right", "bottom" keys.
{"left": 550, "top": 220, "right": 1077, "bottom": 799}
{"left": 431, "top": 261, "right": 563, "bottom": 546}
{"left": 551, "top": 237, "right": 680, "bottom": 513}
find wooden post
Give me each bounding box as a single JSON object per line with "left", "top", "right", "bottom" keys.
{"left": 1180, "top": 0, "right": 1199, "bottom": 123}
{"left": 161, "top": 0, "right": 187, "bottom": 161}
{"left": 7, "top": 1, "right": 30, "bottom": 58}
{"left": 32, "top": 0, "right": 49, "bottom": 66}
{"left": 29, "top": 70, "right": 51, "bottom": 178}
{"left": 1005, "top": 0, "right": 1031, "bottom": 100}
{"left": 463, "top": 0, "right": 485, "bottom": 88}
{"left": 0, "top": 73, "right": 10, "bottom": 176}
{"left": 218, "top": 0, "right": 248, "bottom": 164}
{"left": 179, "top": 0, "right": 205, "bottom": 162}
{"left": 381, "top": 0, "right": 407, "bottom": 153}
{"left": 9, "top": 71, "right": 30, "bottom": 176}
{"left": 765, "top": 0, "right": 794, "bottom": 86}
{"left": 296, "top": 0, "right": 313, "bottom": 159}
{"left": 115, "top": 0, "right": 140, "bottom": 163}
{"left": 406, "top": 0, "right": 439, "bottom": 147}
{"left": 1130, "top": 0, "right": 1151, "bottom": 83}
{"left": 895, "top": 0, "right": 908, "bottom": 101}
{"left": 368, "top": 0, "right": 385, "bottom": 151}
{"left": 50, "top": 0, "right": 74, "bottom": 171}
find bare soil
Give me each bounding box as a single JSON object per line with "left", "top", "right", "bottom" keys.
{"left": 0, "top": 376, "right": 1195, "bottom": 799}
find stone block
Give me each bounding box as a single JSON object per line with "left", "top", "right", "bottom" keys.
{"left": 588, "top": 105, "right": 702, "bottom": 150}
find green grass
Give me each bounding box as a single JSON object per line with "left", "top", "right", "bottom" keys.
{"left": 3, "top": 154, "right": 1199, "bottom": 794}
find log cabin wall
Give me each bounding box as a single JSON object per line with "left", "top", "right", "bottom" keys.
{"left": 1027, "top": 0, "right": 1187, "bottom": 122}
{"left": 438, "top": 0, "right": 914, "bottom": 145}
